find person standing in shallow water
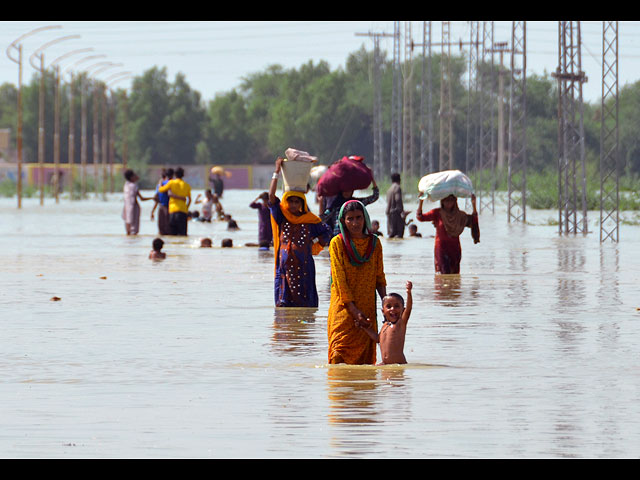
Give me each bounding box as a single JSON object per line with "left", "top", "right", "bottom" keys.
{"left": 268, "top": 157, "right": 332, "bottom": 308}
{"left": 415, "top": 194, "right": 479, "bottom": 274}
{"left": 122, "top": 169, "right": 153, "bottom": 235}
{"left": 327, "top": 200, "right": 387, "bottom": 365}
{"left": 157, "top": 167, "right": 192, "bottom": 236}
{"left": 386, "top": 172, "right": 408, "bottom": 238}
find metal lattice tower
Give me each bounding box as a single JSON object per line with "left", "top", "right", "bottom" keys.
{"left": 465, "top": 21, "right": 480, "bottom": 177}
{"left": 402, "top": 21, "right": 415, "bottom": 178}
{"left": 419, "top": 21, "right": 435, "bottom": 175}
{"left": 477, "top": 21, "right": 496, "bottom": 213}
{"left": 355, "top": 30, "right": 393, "bottom": 180}
{"left": 390, "top": 21, "right": 403, "bottom": 176}
{"left": 439, "top": 21, "right": 454, "bottom": 171}
{"left": 554, "top": 21, "right": 588, "bottom": 235}
{"left": 508, "top": 21, "right": 527, "bottom": 223}
{"left": 600, "top": 21, "right": 619, "bottom": 242}
{"left": 373, "top": 35, "right": 384, "bottom": 180}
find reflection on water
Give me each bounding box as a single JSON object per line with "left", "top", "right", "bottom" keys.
{"left": 1, "top": 195, "right": 640, "bottom": 458}
{"left": 271, "top": 307, "right": 323, "bottom": 357}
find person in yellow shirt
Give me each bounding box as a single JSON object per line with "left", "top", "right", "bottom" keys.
{"left": 158, "top": 167, "right": 192, "bottom": 235}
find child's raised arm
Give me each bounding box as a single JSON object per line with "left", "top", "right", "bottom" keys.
{"left": 403, "top": 281, "right": 413, "bottom": 324}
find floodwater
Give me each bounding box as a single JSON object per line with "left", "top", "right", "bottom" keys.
{"left": 1, "top": 189, "right": 639, "bottom": 458}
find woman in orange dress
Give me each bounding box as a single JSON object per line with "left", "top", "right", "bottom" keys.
{"left": 327, "top": 200, "right": 387, "bottom": 365}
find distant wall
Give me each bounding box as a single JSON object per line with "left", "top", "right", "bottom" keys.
{"left": 0, "top": 163, "right": 275, "bottom": 190}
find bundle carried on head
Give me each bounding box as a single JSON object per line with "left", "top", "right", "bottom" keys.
{"left": 281, "top": 148, "right": 317, "bottom": 192}
{"left": 315, "top": 155, "right": 373, "bottom": 197}
{"left": 418, "top": 169, "right": 474, "bottom": 202}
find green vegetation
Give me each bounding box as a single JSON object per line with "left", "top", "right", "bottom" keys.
{"left": 1, "top": 46, "right": 639, "bottom": 209}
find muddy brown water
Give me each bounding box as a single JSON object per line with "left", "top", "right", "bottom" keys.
{"left": 1, "top": 191, "right": 638, "bottom": 458}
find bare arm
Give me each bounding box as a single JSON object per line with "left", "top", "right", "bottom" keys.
{"left": 150, "top": 195, "right": 159, "bottom": 220}
{"left": 403, "top": 281, "right": 413, "bottom": 324}
{"left": 269, "top": 157, "right": 284, "bottom": 205}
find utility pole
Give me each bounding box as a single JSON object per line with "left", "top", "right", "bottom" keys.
{"left": 477, "top": 21, "right": 496, "bottom": 214}
{"left": 419, "top": 21, "right": 434, "bottom": 176}
{"left": 600, "top": 21, "right": 619, "bottom": 242}
{"left": 466, "top": 21, "right": 480, "bottom": 178}
{"left": 439, "top": 21, "right": 453, "bottom": 171}
{"left": 403, "top": 21, "right": 415, "bottom": 178}
{"left": 411, "top": 23, "right": 480, "bottom": 175}
{"left": 508, "top": 21, "right": 527, "bottom": 224}
{"left": 553, "top": 21, "right": 588, "bottom": 236}
{"left": 489, "top": 41, "right": 511, "bottom": 172}
{"left": 355, "top": 30, "right": 394, "bottom": 180}
{"left": 390, "top": 21, "right": 403, "bottom": 176}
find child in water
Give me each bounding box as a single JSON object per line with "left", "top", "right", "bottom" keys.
{"left": 357, "top": 281, "right": 413, "bottom": 365}
{"left": 149, "top": 238, "right": 166, "bottom": 260}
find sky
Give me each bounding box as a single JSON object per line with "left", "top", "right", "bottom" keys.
{"left": 2, "top": 21, "right": 640, "bottom": 104}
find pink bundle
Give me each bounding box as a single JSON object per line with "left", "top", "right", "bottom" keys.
{"left": 316, "top": 156, "right": 373, "bottom": 197}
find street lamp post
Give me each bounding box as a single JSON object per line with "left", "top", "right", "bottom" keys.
{"left": 29, "top": 33, "right": 80, "bottom": 205}
{"left": 51, "top": 47, "right": 93, "bottom": 201}
{"left": 68, "top": 54, "right": 106, "bottom": 198}
{"left": 6, "top": 25, "right": 61, "bottom": 209}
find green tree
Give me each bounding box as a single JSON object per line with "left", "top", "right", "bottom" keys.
{"left": 204, "top": 89, "right": 253, "bottom": 164}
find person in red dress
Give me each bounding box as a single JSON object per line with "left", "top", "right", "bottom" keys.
{"left": 416, "top": 194, "right": 479, "bottom": 274}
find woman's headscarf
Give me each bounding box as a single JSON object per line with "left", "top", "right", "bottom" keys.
{"left": 271, "top": 191, "right": 324, "bottom": 265}
{"left": 337, "top": 200, "right": 378, "bottom": 266}
{"left": 439, "top": 196, "right": 469, "bottom": 237}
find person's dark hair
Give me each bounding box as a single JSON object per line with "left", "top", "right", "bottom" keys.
{"left": 124, "top": 169, "right": 135, "bottom": 181}
{"left": 152, "top": 238, "right": 164, "bottom": 251}
{"left": 175, "top": 167, "right": 184, "bottom": 178}
{"left": 391, "top": 172, "right": 401, "bottom": 183}
{"left": 384, "top": 292, "right": 405, "bottom": 307}
{"left": 221, "top": 238, "right": 233, "bottom": 248}
{"left": 166, "top": 168, "right": 174, "bottom": 178}
{"left": 161, "top": 168, "right": 167, "bottom": 178}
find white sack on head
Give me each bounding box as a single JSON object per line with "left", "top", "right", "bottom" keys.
{"left": 285, "top": 148, "right": 317, "bottom": 163}
{"left": 418, "top": 170, "right": 474, "bottom": 202}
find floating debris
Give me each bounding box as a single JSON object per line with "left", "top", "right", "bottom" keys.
{"left": 50, "top": 296, "right": 62, "bottom": 301}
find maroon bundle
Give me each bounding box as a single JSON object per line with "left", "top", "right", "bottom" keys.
{"left": 316, "top": 156, "right": 373, "bottom": 197}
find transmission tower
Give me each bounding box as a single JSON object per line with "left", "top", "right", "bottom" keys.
{"left": 439, "top": 21, "right": 454, "bottom": 171}
{"left": 419, "top": 21, "right": 435, "bottom": 176}
{"left": 355, "top": 30, "right": 394, "bottom": 180}
{"left": 390, "top": 21, "right": 403, "bottom": 176}
{"left": 465, "top": 21, "right": 480, "bottom": 178}
{"left": 600, "top": 21, "right": 619, "bottom": 242}
{"left": 477, "top": 21, "right": 496, "bottom": 214}
{"left": 508, "top": 21, "right": 527, "bottom": 223}
{"left": 402, "top": 21, "right": 415, "bottom": 178}
{"left": 554, "top": 21, "right": 588, "bottom": 235}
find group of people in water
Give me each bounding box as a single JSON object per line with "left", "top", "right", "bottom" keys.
{"left": 124, "top": 157, "right": 480, "bottom": 366}
{"left": 123, "top": 166, "right": 239, "bottom": 249}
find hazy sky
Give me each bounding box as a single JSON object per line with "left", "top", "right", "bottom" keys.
{"left": 2, "top": 21, "right": 639, "bottom": 104}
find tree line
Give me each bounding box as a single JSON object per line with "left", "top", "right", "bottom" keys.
{"left": 1, "top": 45, "right": 640, "bottom": 181}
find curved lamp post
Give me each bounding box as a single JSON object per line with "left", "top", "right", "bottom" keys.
{"left": 49, "top": 48, "right": 92, "bottom": 203}
{"left": 29, "top": 34, "right": 80, "bottom": 205}
{"left": 67, "top": 54, "right": 107, "bottom": 198}
{"left": 5, "top": 25, "right": 62, "bottom": 208}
